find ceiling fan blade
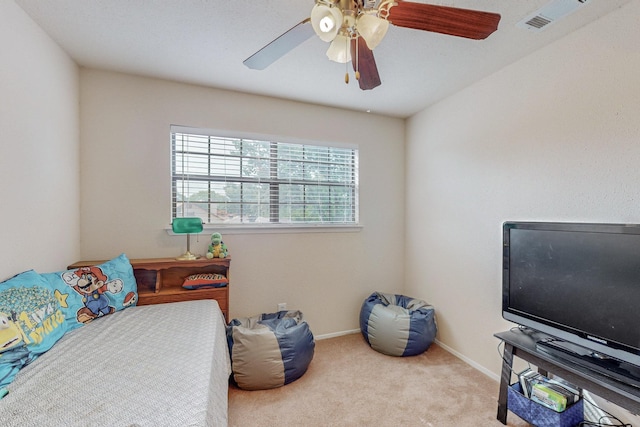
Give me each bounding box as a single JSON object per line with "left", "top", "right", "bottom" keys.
{"left": 388, "top": 1, "right": 501, "bottom": 40}
{"left": 244, "top": 18, "right": 314, "bottom": 70}
{"left": 351, "top": 37, "right": 381, "bottom": 91}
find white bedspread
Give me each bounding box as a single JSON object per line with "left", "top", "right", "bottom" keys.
{"left": 0, "top": 300, "right": 231, "bottom": 427}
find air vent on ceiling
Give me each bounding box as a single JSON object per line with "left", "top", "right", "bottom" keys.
{"left": 517, "top": 0, "right": 592, "bottom": 32}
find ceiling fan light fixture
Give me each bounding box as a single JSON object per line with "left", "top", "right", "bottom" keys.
{"left": 356, "top": 13, "right": 389, "bottom": 50}
{"left": 326, "top": 33, "right": 352, "bottom": 63}
{"left": 311, "top": 4, "right": 343, "bottom": 42}
{"left": 244, "top": 0, "right": 502, "bottom": 92}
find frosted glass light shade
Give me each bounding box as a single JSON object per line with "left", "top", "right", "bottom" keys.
{"left": 326, "top": 34, "right": 352, "bottom": 63}
{"left": 311, "top": 4, "right": 343, "bottom": 42}
{"left": 357, "top": 14, "right": 389, "bottom": 49}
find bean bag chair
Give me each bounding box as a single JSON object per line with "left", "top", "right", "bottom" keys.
{"left": 227, "top": 310, "right": 315, "bottom": 390}
{"left": 360, "top": 292, "right": 437, "bottom": 357}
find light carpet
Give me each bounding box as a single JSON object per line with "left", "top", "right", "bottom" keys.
{"left": 228, "top": 333, "right": 528, "bottom": 426}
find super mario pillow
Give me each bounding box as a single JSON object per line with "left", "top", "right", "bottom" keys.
{"left": 41, "top": 253, "right": 138, "bottom": 332}
{"left": 0, "top": 270, "right": 67, "bottom": 391}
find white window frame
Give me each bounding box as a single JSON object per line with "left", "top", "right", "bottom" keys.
{"left": 170, "top": 126, "right": 361, "bottom": 234}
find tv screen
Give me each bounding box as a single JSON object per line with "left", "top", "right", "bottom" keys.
{"left": 502, "top": 221, "right": 640, "bottom": 368}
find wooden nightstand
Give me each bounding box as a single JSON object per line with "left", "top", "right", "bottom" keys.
{"left": 68, "top": 257, "right": 231, "bottom": 322}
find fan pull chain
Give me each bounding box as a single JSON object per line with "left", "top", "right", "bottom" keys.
{"left": 345, "top": 34, "right": 350, "bottom": 84}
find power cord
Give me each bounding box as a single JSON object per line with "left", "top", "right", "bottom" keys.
{"left": 578, "top": 397, "right": 632, "bottom": 427}
{"left": 496, "top": 326, "right": 537, "bottom": 376}
{"left": 496, "top": 340, "right": 533, "bottom": 379}
{"left": 579, "top": 419, "right": 631, "bottom": 427}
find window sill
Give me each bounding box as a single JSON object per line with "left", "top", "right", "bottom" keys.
{"left": 166, "top": 224, "right": 363, "bottom": 235}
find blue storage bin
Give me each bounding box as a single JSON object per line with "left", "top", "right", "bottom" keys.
{"left": 508, "top": 382, "right": 583, "bottom": 427}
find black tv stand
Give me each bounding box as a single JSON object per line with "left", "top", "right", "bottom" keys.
{"left": 536, "top": 339, "right": 640, "bottom": 389}
{"left": 495, "top": 329, "right": 640, "bottom": 425}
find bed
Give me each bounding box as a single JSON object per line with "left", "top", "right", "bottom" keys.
{"left": 0, "top": 299, "right": 231, "bottom": 426}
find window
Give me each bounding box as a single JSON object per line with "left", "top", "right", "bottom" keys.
{"left": 171, "top": 127, "right": 359, "bottom": 228}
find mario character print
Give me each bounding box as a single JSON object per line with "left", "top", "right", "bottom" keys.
{"left": 62, "top": 266, "right": 123, "bottom": 324}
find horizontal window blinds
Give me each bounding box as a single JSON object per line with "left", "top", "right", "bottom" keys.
{"left": 171, "top": 131, "right": 359, "bottom": 226}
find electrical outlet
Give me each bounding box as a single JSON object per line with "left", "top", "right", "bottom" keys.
{"left": 277, "top": 303, "right": 287, "bottom": 311}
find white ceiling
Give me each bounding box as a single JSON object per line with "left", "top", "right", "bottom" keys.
{"left": 15, "top": 0, "right": 631, "bottom": 118}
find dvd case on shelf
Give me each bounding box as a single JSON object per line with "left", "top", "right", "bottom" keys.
{"left": 516, "top": 368, "right": 580, "bottom": 410}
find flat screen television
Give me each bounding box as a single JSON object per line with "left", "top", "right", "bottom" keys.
{"left": 502, "top": 221, "right": 640, "bottom": 381}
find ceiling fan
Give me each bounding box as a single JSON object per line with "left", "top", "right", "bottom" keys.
{"left": 243, "top": 0, "right": 501, "bottom": 91}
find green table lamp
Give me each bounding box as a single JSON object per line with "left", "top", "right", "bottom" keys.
{"left": 172, "top": 217, "right": 204, "bottom": 260}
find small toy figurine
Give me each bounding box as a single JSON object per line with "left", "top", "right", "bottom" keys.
{"left": 206, "top": 232, "right": 228, "bottom": 259}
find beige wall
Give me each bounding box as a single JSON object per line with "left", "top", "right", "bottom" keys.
{"left": 79, "top": 69, "right": 405, "bottom": 335}
{"left": 8, "top": 0, "right": 640, "bottom": 419}
{"left": 0, "top": 1, "right": 80, "bottom": 279}
{"left": 405, "top": 1, "right": 640, "bottom": 421}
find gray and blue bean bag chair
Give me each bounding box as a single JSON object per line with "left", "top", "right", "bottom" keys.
{"left": 360, "top": 292, "right": 437, "bottom": 357}
{"left": 227, "top": 310, "right": 315, "bottom": 390}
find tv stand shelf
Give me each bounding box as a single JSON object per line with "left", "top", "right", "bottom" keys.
{"left": 495, "top": 328, "right": 640, "bottom": 424}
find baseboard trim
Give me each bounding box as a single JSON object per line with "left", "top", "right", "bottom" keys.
{"left": 315, "top": 329, "right": 360, "bottom": 340}
{"left": 435, "top": 339, "right": 500, "bottom": 382}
